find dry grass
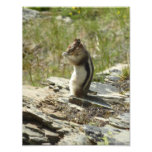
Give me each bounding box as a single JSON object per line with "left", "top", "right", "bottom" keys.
{"left": 23, "top": 7, "right": 130, "bottom": 86}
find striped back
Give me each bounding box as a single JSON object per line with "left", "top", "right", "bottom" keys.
{"left": 82, "top": 55, "right": 94, "bottom": 91}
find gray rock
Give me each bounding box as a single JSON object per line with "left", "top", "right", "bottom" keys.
{"left": 56, "top": 15, "right": 62, "bottom": 20}
{"left": 29, "top": 136, "right": 48, "bottom": 145}
{"left": 22, "top": 73, "right": 130, "bottom": 145}
{"left": 24, "top": 123, "right": 44, "bottom": 134}
{"left": 96, "top": 63, "right": 129, "bottom": 76}
{"left": 67, "top": 102, "right": 85, "bottom": 111}
{"left": 57, "top": 97, "right": 85, "bottom": 111}
{"left": 49, "top": 85, "right": 54, "bottom": 89}
{"left": 23, "top": 124, "right": 48, "bottom": 145}
{"left": 109, "top": 129, "right": 130, "bottom": 145}
{"left": 49, "top": 81, "right": 55, "bottom": 85}
{"left": 56, "top": 15, "right": 72, "bottom": 23}
{"left": 69, "top": 95, "right": 111, "bottom": 109}
{"left": 100, "top": 96, "right": 125, "bottom": 104}
{"left": 23, "top": 85, "right": 51, "bottom": 104}
{"left": 47, "top": 77, "right": 127, "bottom": 105}
{"left": 83, "top": 125, "right": 104, "bottom": 143}
{"left": 100, "top": 125, "right": 130, "bottom": 145}
{"left": 47, "top": 77, "right": 69, "bottom": 89}
{"left": 94, "top": 117, "right": 109, "bottom": 123}
{"left": 124, "top": 91, "right": 130, "bottom": 97}
{"left": 90, "top": 81, "right": 127, "bottom": 104}
{"left": 83, "top": 124, "right": 130, "bottom": 145}
{"left": 51, "top": 121, "right": 65, "bottom": 130}
{"left": 120, "top": 80, "right": 130, "bottom": 91}
{"left": 109, "top": 118, "right": 129, "bottom": 129}
{"left": 117, "top": 113, "right": 130, "bottom": 124}
{"left": 109, "top": 113, "right": 130, "bottom": 129}
{"left": 42, "top": 143, "right": 52, "bottom": 145}
{"left": 23, "top": 8, "right": 40, "bottom": 22}
{"left": 124, "top": 97, "right": 130, "bottom": 103}
{"left": 56, "top": 127, "right": 73, "bottom": 136}
{"left": 43, "top": 129, "right": 60, "bottom": 144}
{"left": 57, "top": 97, "right": 69, "bottom": 103}
{"left": 63, "top": 17, "right": 72, "bottom": 23}
{"left": 23, "top": 125, "right": 44, "bottom": 137}
{"left": 105, "top": 75, "right": 120, "bottom": 82}
{"left": 90, "top": 82, "right": 119, "bottom": 95}
{"left": 58, "top": 133, "right": 91, "bottom": 145}
{"left": 23, "top": 107, "right": 53, "bottom": 130}
{"left": 53, "top": 86, "right": 60, "bottom": 92}
{"left": 49, "top": 112, "right": 66, "bottom": 120}
{"left": 47, "top": 77, "right": 127, "bottom": 106}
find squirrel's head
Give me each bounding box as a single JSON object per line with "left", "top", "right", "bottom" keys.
{"left": 62, "top": 39, "right": 88, "bottom": 65}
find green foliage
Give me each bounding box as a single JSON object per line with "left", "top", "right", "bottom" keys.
{"left": 102, "top": 136, "right": 109, "bottom": 145}
{"left": 97, "top": 141, "right": 103, "bottom": 145}
{"left": 23, "top": 7, "right": 130, "bottom": 86}
{"left": 120, "top": 66, "right": 130, "bottom": 81}
{"left": 28, "top": 7, "right": 50, "bottom": 11}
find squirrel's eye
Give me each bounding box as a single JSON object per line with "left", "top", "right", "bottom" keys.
{"left": 68, "top": 50, "right": 73, "bottom": 55}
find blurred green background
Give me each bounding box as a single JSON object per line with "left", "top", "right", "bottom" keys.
{"left": 23, "top": 7, "right": 130, "bottom": 86}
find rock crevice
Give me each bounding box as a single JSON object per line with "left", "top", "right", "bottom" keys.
{"left": 23, "top": 64, "right": 130, "bottom": 145}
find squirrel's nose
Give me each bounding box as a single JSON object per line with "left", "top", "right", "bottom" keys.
{"left": 62, "top": 52, "right": 68, "bottom": 56}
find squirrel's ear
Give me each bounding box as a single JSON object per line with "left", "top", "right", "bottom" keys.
{"left": 77, "top": 39, "right": 80, "bottom": 42}
{"left": 74, "top": 38, "right": 81, "bottom": 43}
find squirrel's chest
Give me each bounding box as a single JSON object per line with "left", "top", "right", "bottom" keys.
{"left": 70, "top": 65, "right": 87, "bottom": 85}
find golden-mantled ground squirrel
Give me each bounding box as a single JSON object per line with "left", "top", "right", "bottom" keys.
{"left": 62, "top": 39, "right": 94, "bottom": 97}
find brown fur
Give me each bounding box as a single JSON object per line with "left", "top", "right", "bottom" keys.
{"left": 74, "top": 89, "right": 86, "bottom": 97}
{"left": 63, "top": 39, "right": 94, "bottom": 97}
{"left": 65, "top": 39, "right": 89, "bottom": 66}
{"left": 68, "top": 53, "right": 89, "bottom": 66}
